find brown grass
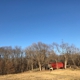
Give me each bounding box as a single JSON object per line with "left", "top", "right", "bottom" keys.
{"left": 0, "top": 69, "right": 80, "bottom": 80}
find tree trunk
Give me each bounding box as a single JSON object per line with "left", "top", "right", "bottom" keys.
{"left": 38, "top": 62, "right": 42, "bottom": 71}
{"left": 55, "top": 60, "right": 58, "bottom": 69}
{"left": 31, "top": 64, "right": 33, "bottom": 71}
{"left": 64, "top": 56, "right": 67, "bottom": 69}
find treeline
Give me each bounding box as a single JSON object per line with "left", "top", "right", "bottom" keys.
{"left": 0, "top": 42, "right": 80, "bottom": 75}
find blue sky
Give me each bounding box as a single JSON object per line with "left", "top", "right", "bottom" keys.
{"left": 0, "top": 0, "right": 80, "bottom": 48}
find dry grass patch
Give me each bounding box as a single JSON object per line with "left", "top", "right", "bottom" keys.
{"left": 0, "top": 69, "right": 80, "bottom": 80}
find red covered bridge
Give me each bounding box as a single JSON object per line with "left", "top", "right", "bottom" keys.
{"left": 48, "top": 62, "right": 64, "bottom": 69}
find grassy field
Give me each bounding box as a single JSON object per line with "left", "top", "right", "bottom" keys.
{"left": 0, "top": 69, "right": 80, "bottom": 80}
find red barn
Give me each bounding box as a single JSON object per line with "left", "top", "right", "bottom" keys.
{"left": 48, "top": 62, "right": 64, "bottom": 69}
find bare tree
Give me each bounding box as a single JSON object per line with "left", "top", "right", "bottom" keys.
{"left": 25, "top": 46, "right": 35, "bottom": 71}
{"left": 30, "top": 42, "right": 49, "bottom": 71}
